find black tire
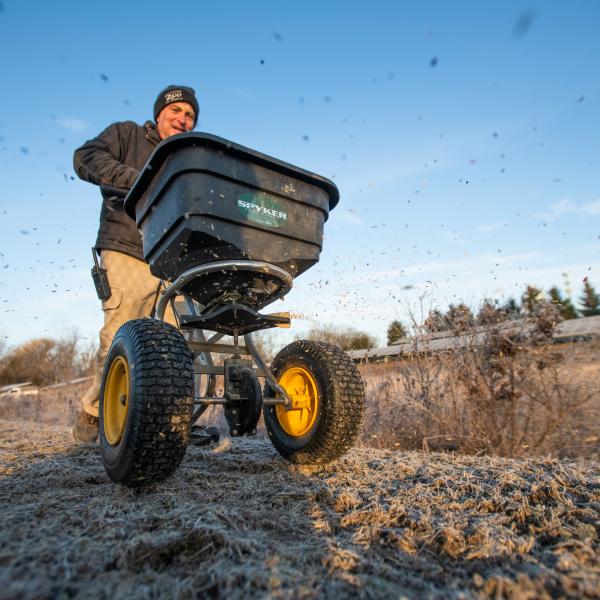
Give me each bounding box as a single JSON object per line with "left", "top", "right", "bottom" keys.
{"left": 263, "top": 340, "right": 365, "bottom": 464}
{"left": 99, "top": 319, "right": 194, "bottom": 487}
{"left": 225, "top": 367, "right": 263, "bottom": 436}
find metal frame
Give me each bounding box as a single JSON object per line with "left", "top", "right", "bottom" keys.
{"left": 154, "top": 260, "right": 294, "bottom": 411}
{"left": 155, "top": 260, "right": 293, "bottom": 321}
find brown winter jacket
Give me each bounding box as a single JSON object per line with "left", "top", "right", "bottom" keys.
{"left": 73, "top": 120, "right": 161, "bottom": 259}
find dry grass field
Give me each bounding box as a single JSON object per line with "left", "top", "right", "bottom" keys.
{"left": 358, "top": 338, "right": 600, "bottom": 459}
{"left": 1, "top": 325, "right": 598, "bottom": 598}
{"left": 1, "top": 418, "right": 599, "bottom": 599}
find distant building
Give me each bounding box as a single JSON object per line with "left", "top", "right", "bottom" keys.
{"left": 0, "top": 382, "right": 37, "bottom": 397}
{"left": 349, "top": 315, "right": 600, "bottom": 363}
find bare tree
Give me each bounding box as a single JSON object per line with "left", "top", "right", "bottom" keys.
{"left": 0, "top": 331, "right": 96, "bottom": 387}
{"left": 298, "top": 326, "right": 378, "bottom": 351}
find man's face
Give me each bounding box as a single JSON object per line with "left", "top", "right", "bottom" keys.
{"left": 156, "top": 102, "right": 196, "bottom": 139}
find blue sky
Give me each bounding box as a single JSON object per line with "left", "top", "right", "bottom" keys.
{"left": 0, "top": 0, "right": 599, "bottom": 348}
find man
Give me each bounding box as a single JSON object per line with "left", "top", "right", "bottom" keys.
{"left": 72, "top": 85, "right": 199, "bottom": 442}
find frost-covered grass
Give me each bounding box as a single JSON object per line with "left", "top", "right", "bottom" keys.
{"left": 1, "top": 420, "right": 599, "bottom": 599}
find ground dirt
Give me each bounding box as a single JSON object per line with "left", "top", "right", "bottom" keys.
{"left": 1, "top": 419, "right": 599, "bottom": 599}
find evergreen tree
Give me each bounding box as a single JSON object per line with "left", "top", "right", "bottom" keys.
{"left": 521, "top": 285, "right": 544, "bottom": 314}
{"left": 423, "top": 309, "right": 448, "bottom": 333}
{"left": 548, "top": 286, "right": 578, "bottom": 320}
{"left": 477, "top": 298, "right": 506, "bottom": 325}
{"left": 445, "top": 303, "right": 475, "bottom": 331}
{"left": 387, "top": 320, "right": 408, "bottom": 345}
{"left": 579, "top": 280, "right": 600, "bottom": 316}
{"left": 501, "top": 297, "right": 521, "bottom": 319}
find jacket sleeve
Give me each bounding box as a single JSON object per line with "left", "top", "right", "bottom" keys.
{"left": 73, "top": 121, "right": 140, "bottom": 189}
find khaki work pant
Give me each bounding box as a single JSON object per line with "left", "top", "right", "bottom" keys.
{"left": 81, "top": 250, "right": 178, "bottom": 417}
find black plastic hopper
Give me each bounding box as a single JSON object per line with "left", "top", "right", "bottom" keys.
{"left": 124, "top": 132, "right": 339, "bottom": 292}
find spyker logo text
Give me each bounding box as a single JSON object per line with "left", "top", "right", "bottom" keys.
{"left": 237, "top": 193, "right": 288, "bottom": 228}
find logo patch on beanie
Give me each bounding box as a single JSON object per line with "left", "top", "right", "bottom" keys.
{"left": 165, "top": 89, "right": 184, "bottom": 103}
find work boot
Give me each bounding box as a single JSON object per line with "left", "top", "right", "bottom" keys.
{"left": 72, "top": 409, "right": 99, "bottom": 443}
{"left": 189, "top": 425, "right": 220, "bottom": 446}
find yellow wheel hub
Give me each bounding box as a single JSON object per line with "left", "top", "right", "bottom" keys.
{"left": 275, "top": 367, "right": 319, "bottom": 437}
{"left": 103, "top": 356, "right": 130, "bottom": 445}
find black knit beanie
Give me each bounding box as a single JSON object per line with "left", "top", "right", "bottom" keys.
{"left": 153, "top": 85, "right": 199, "bottom": 124}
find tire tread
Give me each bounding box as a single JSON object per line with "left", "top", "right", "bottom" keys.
{"left": 264, "top": 340, "right": 365, "bottom": 464}
{"left": 100, "top": 319, "right": 194, "bottom": 486}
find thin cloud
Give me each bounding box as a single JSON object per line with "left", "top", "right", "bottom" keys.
{"left": 371, "top": 259, "right": 468, "bottom": 281}
{"left": 55, "top": 117, "right": 87, "bottom": 133}
{"left": 341, "top": 122, "right": 518, "bottom": 196}
{"left": 582, "top": 199, "right": 600, "bottom": 216}
{"left": 337, "top": 209, "right": 363, "bottom": 225}
{"left": 492, "top": 251, "right": 541, "bottom": 266}
{"left": 477, "top": 222, "right": 509, "bottom": 233}
{"left": 533, "top": 198, "right": 600, "bottom": 221}
{"left": 368, "top": 252, "right": 542, "bottom": 283}
{"left": 439, "top": 231, "right": 468, "bottom": 243}
{"left": 232, "top": 88, "right": 256, "bottom": 99}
